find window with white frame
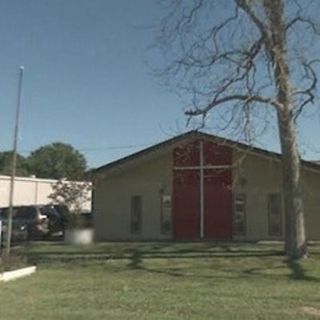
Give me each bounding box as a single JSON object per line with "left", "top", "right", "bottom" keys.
{"left": 160, "top": 195, "right": 172, "bottom": 234}
{"left": 233, "top": 194, "right": 246, "bottom": 235}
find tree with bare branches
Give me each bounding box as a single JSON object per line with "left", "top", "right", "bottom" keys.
{"left": 49, "top": 179, "right": 92, "bottom": 214}
{"left": 154, "top": 0, "right": 320, "bottom": 259}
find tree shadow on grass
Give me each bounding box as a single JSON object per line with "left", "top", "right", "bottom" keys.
{"left": 243, "top": 257, "right": 320, "bottom": 283}
{"left": 26, "top": 248, "right": 281, "bottom": 265}
{"left": 126, "top": 249, "right": 143, "bottom": 270}
{"left": 123, "top": 248, "right": 320, "bottom": 283}
{"left": 285, "top": 259, "right": 320, "bottom": 282}
{"left": 124, "top": 247, "right": 284, "bottom": 280}
{"left": 24, "top": 242, "right": 320, "bottom": 283}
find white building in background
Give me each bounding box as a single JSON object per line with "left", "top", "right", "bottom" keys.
{"left": 0, "top": 175, "right": 92, "bottom": 211}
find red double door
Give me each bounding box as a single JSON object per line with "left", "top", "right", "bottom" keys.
{"left": 172, "top": 140, "right": 233, "bottom": 240}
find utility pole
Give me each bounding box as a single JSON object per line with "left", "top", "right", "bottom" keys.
{"left": 6, "top": 66, "right": 24, "bottom": 255}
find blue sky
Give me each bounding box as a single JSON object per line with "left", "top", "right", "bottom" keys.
{"left": 0, "top": 0, "right": 319, "bottom": 169}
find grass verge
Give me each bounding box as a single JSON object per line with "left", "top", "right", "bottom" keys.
{"left": 0, "top": 241, "right": 319, "bottom": 320}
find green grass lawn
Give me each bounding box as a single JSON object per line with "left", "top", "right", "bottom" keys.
{"left": 1, "top": 242, "right": 320, "bottom": 320}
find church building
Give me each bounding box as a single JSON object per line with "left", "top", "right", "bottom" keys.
{"left": 92, "top": 131, "right": 320, "bottom": 241}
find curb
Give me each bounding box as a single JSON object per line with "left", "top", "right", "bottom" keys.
{"left": 0, "top": 266, "right": 37, "bottom": 282}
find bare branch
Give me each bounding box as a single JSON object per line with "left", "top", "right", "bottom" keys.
{"left": 293, "top": 59, "right": 320, "bottom": 121}
{"left": 185, "top": 94, "right": 282, "bottom": 116}
{"left": 286, "top": 16, "right": 320, "bottom": 34}
{"left": 235, "top": 0, "right": 270, "bottom": 46}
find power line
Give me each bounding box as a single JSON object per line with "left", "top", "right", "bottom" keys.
{"left": 77, "top": 142, "right": 157, "bottom": 152}
{"left": 15, "top": 141, "right": 159, "bottom": 154}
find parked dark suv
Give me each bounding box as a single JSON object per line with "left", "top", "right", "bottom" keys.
{"left": 42, "top": 204, "right": 70, "bottom": 235}
{"left": 0, "top": 205, "right": 50, "bottom": 241}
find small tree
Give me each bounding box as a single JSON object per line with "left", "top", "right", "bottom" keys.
{"left": 49, "top": 179, "right": 92, "bottom": 217}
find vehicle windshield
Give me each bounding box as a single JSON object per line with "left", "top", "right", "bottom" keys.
{"left": 0, "top": 207, "right": 37, "bottom": 219}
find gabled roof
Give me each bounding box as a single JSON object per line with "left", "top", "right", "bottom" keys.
{"left": 91, "top": 130, "right": 320, "bottom": 175}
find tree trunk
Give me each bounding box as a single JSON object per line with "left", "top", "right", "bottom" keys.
{"left": 264, "top": 0, "right": 307, "bottom": 259}
{"left": 277, "top": 110, "right": 307, "bottom": 259}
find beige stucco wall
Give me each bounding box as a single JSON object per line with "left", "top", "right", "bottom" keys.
{"left": 301, "top": 169, "right": 320, "bottom": 240}
{"left": 94, "top": 152, "right": 172, "bottom": 240}
{"left": 233, "top": 152, "right": 284, "bottom": 241}
{"left": 234, "top": 151, "right": 320, "bottom": 240}
{"left": 94, "top": 146, "right": 320, "bottom": 241}
{"left": 0, "top": 175, "right": 92, "bottom": 212}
